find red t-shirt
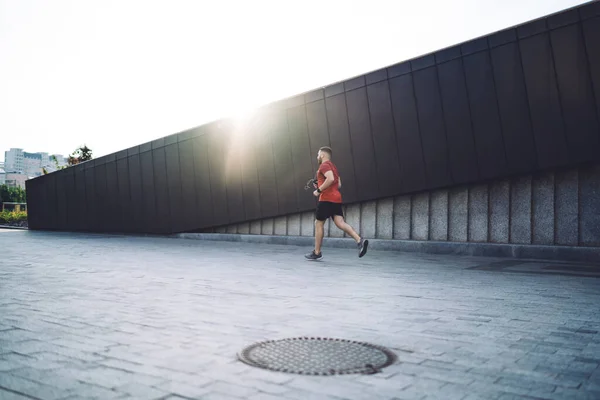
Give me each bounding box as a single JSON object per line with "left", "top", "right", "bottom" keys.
{"left": 317, "top": 161, "right": 342, "bottom": 203}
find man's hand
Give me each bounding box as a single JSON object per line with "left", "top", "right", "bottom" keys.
{"left": 313, "top": 190, "right": 320, "bottom": 197}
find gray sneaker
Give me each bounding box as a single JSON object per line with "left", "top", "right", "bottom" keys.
{"left": 358, "top": 239, "right": 369, "bottom": 258}
{"left": 305, "top": 250, "right": 323, "bottom": 261}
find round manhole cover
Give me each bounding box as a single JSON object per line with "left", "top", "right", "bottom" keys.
{"left": 237, "top": 337, "right": 396, "bottom": 375}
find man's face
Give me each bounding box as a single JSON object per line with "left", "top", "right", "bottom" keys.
{"left": 317, "top": 150, "right": 323, "bottom": 164}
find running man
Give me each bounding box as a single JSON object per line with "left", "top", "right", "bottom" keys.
{"left": 305, "top": 146, "right": 369, "bottom": 260}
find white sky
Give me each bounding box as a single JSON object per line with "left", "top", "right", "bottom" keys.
{"left": 0, "top": 0, "right": 590, "bottom": 161}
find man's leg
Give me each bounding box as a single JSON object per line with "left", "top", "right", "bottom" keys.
{"left": 305, "top": 202, "right": 327, "bottom": 260}
{"left": 333, "top": 215, "right": 369, "bottom": 258}
{"left": 314, "top": 219, "right": 325, "bottom": 254}
{"left": 333, "top": 215, "right": 360, "bottom": 243}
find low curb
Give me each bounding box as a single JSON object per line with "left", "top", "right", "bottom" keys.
{"left": 0, "top": 225, "right": 28, "bottom": 230}
{"left": 175, "top": 233, "right": 600, "bottom": 263}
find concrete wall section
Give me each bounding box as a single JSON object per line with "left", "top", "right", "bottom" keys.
{"left": 215, "top": 163, "right": 600, "bottom": 248}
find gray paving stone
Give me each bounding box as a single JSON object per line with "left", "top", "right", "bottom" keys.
{"left": 115, "top": 382, "right": 169, "bottom": 399}
{"left": 200, "top": 393, "right": 245, "bottom": 400}
{"left": 1, "top": 229, "right": 600, "bottom": 399}
{"left": 0, "top": 389, "right": 34, "bottom": 400}
{"left": 202, "top": 381, "right": 259, "bottom": 398}
{"left": 0, "top": 373, "right": 70, "bottom": 400}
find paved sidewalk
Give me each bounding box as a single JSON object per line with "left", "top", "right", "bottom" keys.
{"left": 1, "top": 228, "right": 599, "bottom": 400}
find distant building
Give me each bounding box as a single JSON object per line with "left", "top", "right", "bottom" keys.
{"left": 4, "top": 148, "right": 67, "bottom": 178}
{"left": 3, "top": 172, "right": 27, "bottom": 189}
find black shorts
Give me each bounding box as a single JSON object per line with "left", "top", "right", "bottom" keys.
{"left": 315, "top": 201, "right": 344, "bottom": 221}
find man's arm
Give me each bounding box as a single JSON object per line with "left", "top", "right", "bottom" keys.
{"left": 318, "top": 170, "right": 336, "bottom": 192}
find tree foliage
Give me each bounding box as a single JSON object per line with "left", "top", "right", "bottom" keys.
{"left": 0, "top": 184, "right": 26, "bottom": 203}
{"left": 43, "top": 145, "right": 93, "bottom": 174}
{"left": 67, "top": 145, "right": 93, "bottom": 166}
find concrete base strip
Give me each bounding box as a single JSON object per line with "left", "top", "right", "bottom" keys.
{"left": 175, "top": 233, "right": 600, "bottom": 263}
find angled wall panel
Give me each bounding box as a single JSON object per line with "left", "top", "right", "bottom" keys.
{"left": 104, "top": 160, "right": 120, "bottom": 233}
{"left": 84, "top": 164, "right": 97, "bottom": 231}
{"left": 139, "top": 150, "right": 157, "bottom": 233}
{"left": 345, "top": 87, "right": 380, "bottom": 200}
{"left": 55, "top": 171, "right": 68, "bottom": 231}
{"left": 582, "top": 17, "right": 600, "bottom": 128}
{"left": 324, "top": 94, "right": 358, "bottom": 203}
{"left": 25, "top": 179, "right": 41, "bottom": 229}
{"left": 152, "top": 146, "right": 171, "bottom": 233}
{"left": 551, "top": 23, "right": 600, "bottom": 163}
{"left": 366, "top": 80, "right": 403, "bottom": 198}
{"left": 64, "top": 169, "right": 77, "bottom": 230}
{"left": 223, "top": 128, "right": 246, "bottom": 224}
{"left": 192, "top": 134, "right": 215, "bottom": 228}
{"left": 206, "top": 126, "right": 230, "bottom": 224}
{"left": 287, "top": 105, "right": 315, "bottom": 212}
{"left": 412, "top": 67, "right": 452, "bottom": 188}
{"left": 45, "top": 173, "right": 58, "bottom": 230}
{"left": 128, "top": 154, "right": 144, "bottom": 233}
{"left": 254, "top": 115, "right": 279, "bottom": 218}
{"left": 271, "top": 110, "right": 297, "bottom": 214}
{"left": 237, "top": 123, "right": 262, "bottom": 222}
{"left": 306, "top": 99, "right": 331, "bottom": 173}
{"left": 389, "top": 74, "right": 428, "bottom": 193}
{"left": 463, "top": 50, "right": 508, "bottom": 180}
{"left": 178, "top": 139, "right": 198, "bottom": 232}
{"left": 93, "top": 163, "right": 108, "bottom": 232}
{"left": 520, "top": 32, "right": 570, "bottom": 168}
{"left": 165, "top": 143, "right": 185, "bottom": 232}
{"left": 74, "top": 166, "right": 87, "bottom": 231}
{"left": 437, "top": 58, "right": 479, "bottom": 184}
{"left": 116, "top": 158, "right": 131, "bottom": 232}
{"left": 490, "top": 42, "right": 538, "bottom": 175}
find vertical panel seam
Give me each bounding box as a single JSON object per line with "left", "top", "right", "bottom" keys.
{"left": 236, "top": 143, "right": 247, "bottom": 225}
{"left": 364, "top": 85, "right": 382, "bottom": 197}
{"left": 517, "top": 38, "right": 540, "bottom": 170}
{"left": 176, "top": 143, "right": 184, "bottom": 232}
{"left": 553, "top": 169, "right": 557, "bottom": 245}
{"left": 204, "top": 138, "right": 216, "bottom": 231}
{"left": 427, "top": 191, "right": 432, "bottom": 241}
{"left": 466, "top": 185, "right": 471, "bottom": 242}
{"left": 577, "top": 166, "right": 581, "bottom": 246}
{"left": 445, "top": 189, "right": 449, "bottom": 241}
{"left": 548, "top": 29, "right": 573, "bottom": 162}
{"left": 184, "top": 141, "right": 198, "bottom": 232}
{"left": 580, "top": 19, "right": 600, "bottom": 145}
{"left": 459, "top": 56, "right": 482, "bottom": 178}
{"left": 284, "top": 110, "right": 299, "bottom": 213}
{"left": 410, "top": 73, "right": 430, "bottom": 186}
{"left": 268, "top": 118, "right": 280, "bottom": 217}
{"left": 486, "top": 44, "right": 510, "bottom": 175}
{"left": 385, "top": 79, "right": 404, "bottom": 192}
{"left": 433, "top": 64, "right": 455, "bottom": 185}
{"left": 529, "top": 174, "right": 534, "bottom": 245}
{"left": 114, "top": 162, "right": 120, "bottom": 234}
{"left": 339, "top": 94, "right": 359, "bottom": 203}
{"left": 162, "top": 147, "right": 173, "bottom": 234}
{"left": 391, "top": 196, "right": 396, "bottom": 240}
{"left": 508, "top": 175, "right": 513, "bottom": 244}
{"left": 486, "top": 182, "right": 491, "bottom": 243}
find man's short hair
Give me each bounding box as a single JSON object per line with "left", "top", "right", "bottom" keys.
{"left": 319, "top": 146, "right": 332, "bottom": 157}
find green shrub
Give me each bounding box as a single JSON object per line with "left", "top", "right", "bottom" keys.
{"left": 0, "top": 211, "right": 28, "bottom": 224}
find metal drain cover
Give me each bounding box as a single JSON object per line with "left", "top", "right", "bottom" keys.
{"left": 238, "top": 337, "right": 396, "bottom": 375}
